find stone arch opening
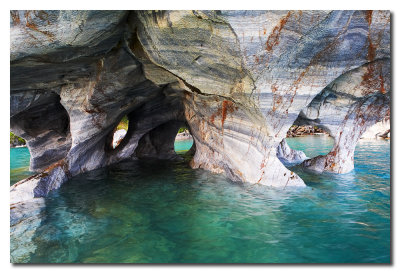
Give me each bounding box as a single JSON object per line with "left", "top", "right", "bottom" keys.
{"left": 104, "top": 113, "right": 135, "bottom": 156}
{"left": 111, "top": 115, "right": 129, "bottom": 149}
{"left": 135, "top": 120, "right": 195, "bottom": 160}
{"left": 284, "top": 125, "right": 334, "bottom": 159}
{"left": 10, "top": 132, "right": 26, "bottom": 147}
{"left": 174, "top": 126, "right": 194, "bottom": 155}
{"left": 277, "top": 124, "right": 334, "bottom": 166}
{"left": 10, "top": 92, "right": 72, "bottom": 172}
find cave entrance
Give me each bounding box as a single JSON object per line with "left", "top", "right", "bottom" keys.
{"left": 174, "top": 126, "right": 193, "bottom": 155}
{"left": 285, "top": 125, "right": 333, "bottom": 158}
{"left": 112, "top": 115, "right": 129, "bottom": 149}
{"left": 135, "top": 122, "right": 195, "bottom": 159}
{"left": 10, "top": 132, "right": 26, "bottom": 148}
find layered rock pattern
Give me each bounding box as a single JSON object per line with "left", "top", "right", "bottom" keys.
{"left": 361, "top": 116, "right": 390, "bottom": 139}
{"left": 276, "top": 139, "right": 308, "bottom": 165}
{"left": 10, "top": 10, "right": 390, "bottom": 202}
{"left": 296, "top": 60, "right": 390, "bottom": 173}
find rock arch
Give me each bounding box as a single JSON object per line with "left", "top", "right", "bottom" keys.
{"left": 296, "top": 60, "right": 390, "bottom": 173}
{"left": 10, "top": 92, "right": 71, "bottom": 173}
{"left": 10, "top": 10, "right": 390, "bottom": 204}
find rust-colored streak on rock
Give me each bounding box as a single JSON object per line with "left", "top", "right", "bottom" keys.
{"left": 221, "top": 100, "right": 236, "bottom": 128}
{"left": 43, "top": 159, "right": 70, "bottom": 177}
{"left": 36, "top": 10, "right": 51, "bottom": 25}
{"left": 379, "top": 73, "right": 386, "bottom": 94}
{"left": 24, "top": 11, "right": 55, "bottom": 40}
{"left": 271, "top": 84, "right": 279, "bottom": 112}
{"left": 265, "top": 11, "right": 291, "bottom": 52}
{"left": 367, "top": 36, "right": 376, "bottom": 62}
{"left": 271, "top": 84, "right": 278, "bottom": 93}
{"left": 361, "top": 63, "right": 377, "bottom": 94}
{"left": 361, "top": 11, "right": 380, "bottom": 95}
{"left": 10, "top": 11, "right": 20, "bottom": 25}
{"left": 365, "top": 10, "right": 376, "bottom": 62}
{"left": 365, "top": 10, "right": 373, "bottom": 26}
{"left": 260, "top": 157, "right": 266, "bottom": 169}
{"left": 256, "top": 171, "right": 265, "bottom": 184}
{"left": 209, "top": 112, "right": 217, "bottom": 124}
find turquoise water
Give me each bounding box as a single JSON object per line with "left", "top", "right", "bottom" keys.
{"left": 174, "top": 138, "right": 193, "bottom": 153}
{"left": 10, "top": 147, "right": 34, "bottom": 185}
{"left": 11, "top": 137, "right": 390, "bottom": 263}
{"left": 286, "top": 134, "right": 334, "bottom": 158}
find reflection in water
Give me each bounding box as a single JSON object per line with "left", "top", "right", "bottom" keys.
{"left": 10, "top": 137, "right": 390, "bottom": 263}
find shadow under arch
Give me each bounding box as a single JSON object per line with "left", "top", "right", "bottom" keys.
{"left": 134, "top": 120, "right": 196, "bottom": 160}
{"left": 10, "top": 92, "right": 72, "bottom": 172}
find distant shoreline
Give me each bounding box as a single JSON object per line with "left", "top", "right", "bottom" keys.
{"left": 10, "top": 144, "right": 27, "bottom": 148}
{"left": 175, "top": 132, "right": 193, "bottom": 141}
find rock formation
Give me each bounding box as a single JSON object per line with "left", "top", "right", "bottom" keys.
{"left": 276, "top": 139, "right": 308, "bottom": 165}
{"left": 10, "top": 132, "right": 26, "bottom": 147}
{"left": 296, "top": 59, "right": 390, "bottom": 173}
{"left": 10, "top": 10, "right": 391, "bottom": 203}
{"left": 286, "top": 125, "right": 327, "bottom": 138}
{"left": 361, "top": 116, "right": 390, "bottom": 139}
{"left": 112, "top": 129, "right": 127, "bottom": 148}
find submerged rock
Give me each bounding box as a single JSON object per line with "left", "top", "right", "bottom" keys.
{"left": 10, "top": 10, "right": 390, "bottom": 198}
{"left": 276, "top": 139, "right": 308, "bottom": 165}
{"left": 10, "top": 198, "right": 46, "bottom": 263}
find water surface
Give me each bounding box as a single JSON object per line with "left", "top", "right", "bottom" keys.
{"left": 10, "top": 147, "right": 33, "bottom": 185}
{"left": 174, "top": 138, "right": 193, "bottom": 153}
{"left": 11, "top": 136, "right": 390, "bottom": 263}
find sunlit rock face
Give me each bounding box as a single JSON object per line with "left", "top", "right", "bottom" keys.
{"left": 134, "top": 10, "right": 390, "bottom": 185}
{"left": 276, "top": 139, "right": 308, "bottom": 165}
{"left": 10, "top": 10, "right": 390, "bottom": 200}
{"left": 296, "top": 60, "right": 390, "bottom": 173}
{"left": 361, "top": 116, "right": 390, "bottom": 139}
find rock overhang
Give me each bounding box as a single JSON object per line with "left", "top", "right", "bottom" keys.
{"left": 10, "top": 10, "right": 390, "bottom": 200}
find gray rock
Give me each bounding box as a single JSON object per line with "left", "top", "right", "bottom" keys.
{"left": 277, "top": 139, "right": 308, "bottom": 165}
{"left": 10, "top": 10, "right": 390, "bottom": 200}
{"left": 361, "top": 118, "right": 390, "bottom": 139}
{"left": 297, "top": 59, "right": 390, "bottom": 173}
{"left": 112, "top": 129, "right": 127, "bottom": 148}
{"left": 10, "top": 198, "right": 46, "bottom": 263}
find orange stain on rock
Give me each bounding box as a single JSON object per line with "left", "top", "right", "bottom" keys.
{"left": 379, "top": 73, "right": 386, "bottom": 94}
{"left": 10, "top": 11, "right": 20, "bottom": 25}
{"left": 221, "top": 100, "right": 235, "bottom": 128}
{"left": 24, "top": 11, "right": 55, "bottom": 40}
{"left": 365, "top": 10, "right": 373, "bottom": 26}
{"left": 265, "top": 11, "right": 291, "bottom": 52}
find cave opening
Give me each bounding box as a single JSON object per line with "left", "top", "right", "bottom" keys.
{"left": 284, "top": 125, "right": 334, "bottom": 159}
{"left": 10, "top": 132, "right": 26, "bottom": 148}
{"left": 112, "top": 115, "right": 129, "bottom": 149}
{"left": 174, "top": 126, "right": 193, "bottom": 155}
{"left": 134, "top": 121, "right": 195, "bottom": 160}
{"left": 10, "top": 92, "right": 72, "bottom": 172}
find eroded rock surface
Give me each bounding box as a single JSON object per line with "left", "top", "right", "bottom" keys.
{"left": 10, "top": 199, "right": 46, "bottom": 263}
{"left": 296, "top": 60, "right": 390, "bottom": 173}
{"left": 276, "top": 139, "right": 308, "bottom": 165}
{"left": 361, "top": 117, "right": 390, "bottom": 139}
{"left": 10, "top": 10, "right": 390, "bottom": 199}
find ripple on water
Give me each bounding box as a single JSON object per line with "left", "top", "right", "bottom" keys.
{"left": 10, "top": 137, "right": 390, "bottom": 263}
